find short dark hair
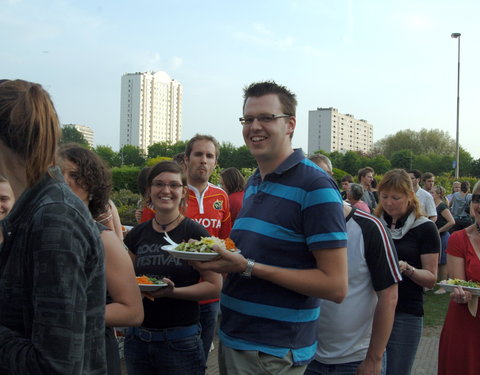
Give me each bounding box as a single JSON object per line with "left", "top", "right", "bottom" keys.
{"left": 408, "top": 169, "right": 422, "bottom": 179}
{"left": 220, "top": 167, "right": 245, "bottom": 194}
{"left": 341, "top": 174, "right": 353, "bottom": 183}
{"left": 460, "top": 181, "right": 470, "bottom": 193}
{"left": 421, "top": 172, "right": 434, "bottom": 182}
{"left": 358, "top": 167, "right": 374, "bottom": 182}
{"left": 184, "top": 134, "right": 220, "bottom": 160}
{"left": 57, "top": 144, "right": 112, "bottom": 219}
{"left": 243, "top": 81, "right": 297, "bottom": 117}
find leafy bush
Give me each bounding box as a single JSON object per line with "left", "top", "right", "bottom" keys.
{"left": 112, "top": 166, "right": 141, "bottom": 192}
{"left": 111, "top": 189, "right": 141, "bottom": 226}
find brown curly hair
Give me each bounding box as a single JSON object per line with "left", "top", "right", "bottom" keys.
{"left": 57, "top": 143, "right": 112, "bottom": 218}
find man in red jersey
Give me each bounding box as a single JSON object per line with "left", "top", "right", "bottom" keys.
{"left": 184, "top": 134, "right": 232, "bottom": 361}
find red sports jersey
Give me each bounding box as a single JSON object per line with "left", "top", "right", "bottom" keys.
{"left": 185, "top": 183, "right": 232, "bottom": 239}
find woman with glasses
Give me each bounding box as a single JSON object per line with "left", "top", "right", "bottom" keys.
{"left": 57, "top": 144, "right": 144, "bottom": 375}
{"left": 123, "top": 161, "right": 222, "bottom": 375}
{"left": 374, "top": 169, "right": 439, "bottom": 375}
{"left": 438, "top": 181, "right": 480, "bottom": 375}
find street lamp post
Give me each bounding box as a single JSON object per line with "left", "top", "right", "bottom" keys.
{"left": 451, "top": 32, "right": 461, "bottom": 179}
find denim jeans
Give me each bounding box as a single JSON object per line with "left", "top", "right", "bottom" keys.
{"left": 199, "top": 300, "right": 220, "bottom": 359}
{"left": 304, "top": 354, "right": 387, "bottom": 375}
{"left": 124, "top": 325, "right": 206, "bottom": 375}
{"left": 386, "top": 312, "right": 423, "bottom": 375}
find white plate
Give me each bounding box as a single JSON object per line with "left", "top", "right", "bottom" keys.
{"left": 138, "top": 282, "right": 168, "bottom": 292}
{"left": 436, "top": 282, "right": 480, "bottom": 296}
{"left": 161, "top": 244, "right": 221, "bottom": 261}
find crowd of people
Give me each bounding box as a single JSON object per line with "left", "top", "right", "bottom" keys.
{"left": 1, "top": 78, "right": 479, "bottom": 375}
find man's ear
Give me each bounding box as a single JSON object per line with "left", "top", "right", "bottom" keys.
{"left": 286, "top": 116, "right": 296, "bottom": 137}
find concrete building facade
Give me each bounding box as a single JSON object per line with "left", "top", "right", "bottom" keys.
{"left": 63, "top": 124, "right": 94, "bottom": 148}
{"left": 308, "top": 107, "right": 373, "bottom": 155}
{"left": 119, "top": 71, "right": 182, "bottom": 153}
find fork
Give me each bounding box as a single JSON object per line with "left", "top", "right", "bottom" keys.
{"left": 163, "top": 231, "right": 178, "bottom": 246}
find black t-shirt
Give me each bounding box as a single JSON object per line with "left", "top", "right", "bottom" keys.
{"left": 435, "top": 202, "right": 449, "bottom": 230}
{"left": 124, "top": 217, "right": 209, "bottom": 329}
{"left": 385, "top": 215, "right": 440, "bottom": 316}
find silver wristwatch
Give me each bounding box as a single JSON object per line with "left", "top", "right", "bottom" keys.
{"left": 241, "top": 259, "right": 255, "bottom": 278}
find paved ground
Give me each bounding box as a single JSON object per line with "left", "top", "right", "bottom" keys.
{"left": 122, "top": 326, "right": 441, "bottom": 374}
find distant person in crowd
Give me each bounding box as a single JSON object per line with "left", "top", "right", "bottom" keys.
{"left": 220, "top": 167, "right": 245, "bottom": 224}
{"left": 173, "top": 151, "right": 187, "bottom": 172}
{"left": 123, "top": 161, "right": 222, "bottom": 375}
{"left": 432, "top": 186, "right": 455, "bottom": 295}
{"left": 375, "top": 169, "right": 439, "bottom": 375}
{"left": 135, "top": 166, "right": 155, "bottom": 223}
{"left": 408, "top": 169, "right": 437, "bottom": 222}
{"left": 449, "top": 181, "right": 473, "bottom": 232}
{"left": 308, "top": 154, "right": 333, "bottom": 176}
{"left": 58, "top": 144, "right": 144, "bottom": 375}
{"left": 0, "top": 175, "right": 14, "bottom": 220}
{"left": 446, "top": 181, "right": 461, "bottom": 204}
{"left": 184, "top": 134, "right": 232, "bottom": 360}
{"left": 306, "top": 157, "right": 400, "bottom": 375}
{"left": 340, "top": 174, "right": 353, "bottom": 200}
{"left": 370, "top": 176, "right": 379, "bottom": 202}
{"left": 438, "top": 181, "right": 480, "bottom": 375}
{"left": 421, "top": 172, "right": 435, "bottom": 194}
{"left": 358, "top": 167, "right": 377, "bottom": 211}
{"left": 95, "top": 198, "right": 124, "bottom": 240}
{"left": 193, "top": 81, "right": 347, "bottom": 375}
{"left": 347, "top": 183, "right": 371, "bottom": 213}
{"left": 0, "top": 79, "right": 106, "bottom": 373}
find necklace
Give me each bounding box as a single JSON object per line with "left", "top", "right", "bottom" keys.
{"left": 154, "top": 213, "right": 181, "bottom": 231}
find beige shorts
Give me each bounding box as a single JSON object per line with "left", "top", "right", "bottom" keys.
{"left": 218, "top": 342, "right": 307, "bottom": 375}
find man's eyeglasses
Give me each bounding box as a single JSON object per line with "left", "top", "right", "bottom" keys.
{"left": 471, "top": 194, "right": 480, "bottom": 204}
{"left": 151, "top": 182, "right": 184, "bottom": 190}
{"left": 239, "top": 114, "right": 291, "bottom": 126}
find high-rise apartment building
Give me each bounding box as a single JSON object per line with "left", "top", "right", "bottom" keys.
{"left": 308, "top": 107, "right": 373, "bottom": 155}
{"left": 63, "top": 124, "right": 94, "bottom": 147}
{"left": 119, "top": 71, "right": 182, "bottom": 153}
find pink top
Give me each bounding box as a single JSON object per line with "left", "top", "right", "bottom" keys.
{"left": 353, "top": 200, "right": 371, "bottom": 213}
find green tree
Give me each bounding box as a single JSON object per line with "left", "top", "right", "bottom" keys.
{"left": 376, "top": 128, "right": 455, "bottom": 159}
{"left": 148, "top": 141, "right": 187, "bottom": 159}
{"left": 116, "top": 145, "right": 146, "bottom": 167}
{"left": 94, "top": 145, "right": 117, "bottom": 167}
{"left": 365, "top": 155, "right": 391, "bottom": 175}
{"left": 391, "top": 149, "right": 414, "bottom": 170}
{"left": 60, "top": 126, "right": 89, "bottom": 147}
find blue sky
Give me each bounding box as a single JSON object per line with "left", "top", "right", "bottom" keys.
{"left": 2, "top": 0, "right": 479, "bottom": 160}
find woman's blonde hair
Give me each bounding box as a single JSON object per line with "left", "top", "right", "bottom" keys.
{"left": 0, "top": 79, "right": 60, "bottom": 186}
{"left": 375, "top": 169, "right": 423, "bottom": 219}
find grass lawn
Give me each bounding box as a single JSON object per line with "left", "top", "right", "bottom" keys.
{"left": 423, "top": 291, "right": 451, "bottom": 327}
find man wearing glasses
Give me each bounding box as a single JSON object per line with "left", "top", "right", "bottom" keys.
{"left": 193, "top": 81, "right": 348, "bottom": 374}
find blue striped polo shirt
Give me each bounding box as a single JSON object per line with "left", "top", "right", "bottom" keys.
{"left": 220, "top": 149, "right": 347, "bottom": 365}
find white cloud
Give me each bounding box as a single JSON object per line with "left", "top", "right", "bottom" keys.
{"left": 406, "top": 14, "right": 433, "bottom": 31}
{"left": 302, "top": 45, "right": 324, "bottom": 57}
{"left": 233, "top": 24, "right": 294, "bottom": 51}
{"left": 170, "top": 56, "right": 183, "bottom": 70}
